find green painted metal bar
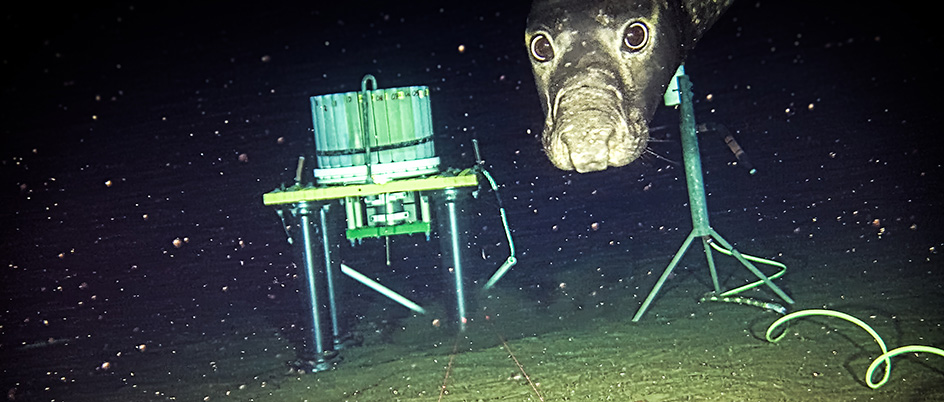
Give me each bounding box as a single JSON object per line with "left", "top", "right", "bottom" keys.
{"left": 344, "top": 221, "right": 431, "bottom": 240}
{"left": 678, "top": 75, "right": 712, "bottom": 237}
{"left": 701, "top": 236, "right": 721, "bottom": 293}
{"left": 632, "top": 231, "right": 698, "bottom": 322}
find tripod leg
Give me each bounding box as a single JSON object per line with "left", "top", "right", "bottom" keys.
{"left": 701, "top": 236, "right": 721, "bottom": 293}
{"left": 632, "top": 231, "right": 698, "bottom": 322}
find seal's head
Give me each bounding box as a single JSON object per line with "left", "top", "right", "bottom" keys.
{"left": 526, "top": 0, "right": 732, "bottom": 172}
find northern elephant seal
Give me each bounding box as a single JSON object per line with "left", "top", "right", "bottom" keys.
{"left": 526, "top": 0, "right": 733, "bottom": 172}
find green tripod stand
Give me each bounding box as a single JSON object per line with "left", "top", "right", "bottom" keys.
{"left": 632, "top": 67, "right": 795, "bottom": 322}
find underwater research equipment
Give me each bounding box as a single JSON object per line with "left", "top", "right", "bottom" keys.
{"left": 262, "top": 75, "right": 517, "bottom": 373}
{"left": 636, "top": 66, "right": 944, "bottom": 389}
{"left": 632, "top": 65, "right": 795, "bottom": 323}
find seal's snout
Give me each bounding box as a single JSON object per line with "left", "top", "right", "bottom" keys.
{"left": 544, "top": 85, "right": 647, "bottom": 172}
{"left": 548, "top": 110, "right": 621, "bottom": 172}
{"left": 566, "top": 126, "right": 616, "bottom": 173}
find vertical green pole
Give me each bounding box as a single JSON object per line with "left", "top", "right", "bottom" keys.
{"left": 677, "top": 76, "right": 711, "bottom": 237}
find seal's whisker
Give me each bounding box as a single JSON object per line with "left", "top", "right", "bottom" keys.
{"left": 648, "top": 124, "right": 672, "bottom": 133}
{"left": 645, "top": 137, "right": 674, "bottom": 143}
{"left": 645, "top": 147, "right": 680, "bottom": 166}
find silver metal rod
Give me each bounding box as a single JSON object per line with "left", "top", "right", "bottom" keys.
{"left": 341, "top": 264, "right": 427, "bottom": 314}
{"left": 320, "top": 204, "right": 341, "bottom": 342}
{"left": 361, "top": 75, "right": 377, "bottom": 184}
{"left": 444, "top": 189, "right": 467, "bottom": 332}
{"left": 298, "top": 202, "right": 325, "bottom": 357}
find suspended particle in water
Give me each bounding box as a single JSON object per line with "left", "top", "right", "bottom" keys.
{"left": 238, "top": 153, "right": 249, "bottom": 163}
{"left": 458, "top": 44, "right": 466, "bottom": 53}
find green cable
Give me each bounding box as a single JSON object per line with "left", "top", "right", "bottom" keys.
{"left": 696, "top": 241, "right": 789, "bottom": 314}
{"left": 476, "top": 167, "right": 518, "bottom": 290}
{"left": 700, "top": 292, "right": 786, "bottom": 314}
{"left": 476, "top": 168, "right": 515, "bottom": 257}
{"left": 707, "top": 240, "right": 787, "bottom": 296}
{"left": 765, "top": 309, "right": 944, "bottom": 389}
{"left": 866, "top": 346, "right": 944, "bottom": 389}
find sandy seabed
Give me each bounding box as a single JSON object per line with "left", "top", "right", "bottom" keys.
{"left": 96, "top": 236, "right": 943, "bottom": 402}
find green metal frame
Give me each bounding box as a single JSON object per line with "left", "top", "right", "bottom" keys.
{"left": 632, "top": 71, "right": 795, "bottom": 322}
{"left": 345, "top": 221, "right": 431, "bottom": 240}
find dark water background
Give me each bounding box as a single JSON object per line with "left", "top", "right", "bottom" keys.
{"left": 2, "top": 1, "right": 942, "bottom": 400}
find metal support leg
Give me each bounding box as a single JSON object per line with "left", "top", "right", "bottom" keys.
{"left": 297, "top": 202, "right": 329, "bottom": 371}
{"left": 439, "top": 188, "right": 468, "bottom": 332}
{"left": 319, "top": 204, "right": 342, "bottom": 347}
{"left": 702, "top": 237, "right": 721, "bottom": 293}
{"left": 632, "top": 232, "right": 697, "bottom": 322}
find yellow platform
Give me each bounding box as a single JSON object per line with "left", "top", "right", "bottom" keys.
{"left": 263, "top": 169, "right": 478, "bottom": 206}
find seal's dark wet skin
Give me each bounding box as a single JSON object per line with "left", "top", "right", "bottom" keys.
{"left": 525, "top": 0, "right": 733, "bottom": 172}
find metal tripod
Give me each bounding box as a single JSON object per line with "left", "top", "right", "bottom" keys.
{"left": 632, "top": 70, "right": 795, "bottom": 322}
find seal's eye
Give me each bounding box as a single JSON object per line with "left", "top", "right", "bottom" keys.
{"left": 622, "top": 22, "right": 649, "bottom": 52}
{"left": 529, "top": 33, "right": 555, "bottom": 62}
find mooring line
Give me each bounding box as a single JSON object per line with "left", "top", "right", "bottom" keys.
{"left": 496, "top": 333, "right": 545, "bottom": 402}
{"left": 438, "top": 319, "right": 545, "bottom": 401}
{"left": 437, "top": 333, "right": 463, "bottom": 402}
